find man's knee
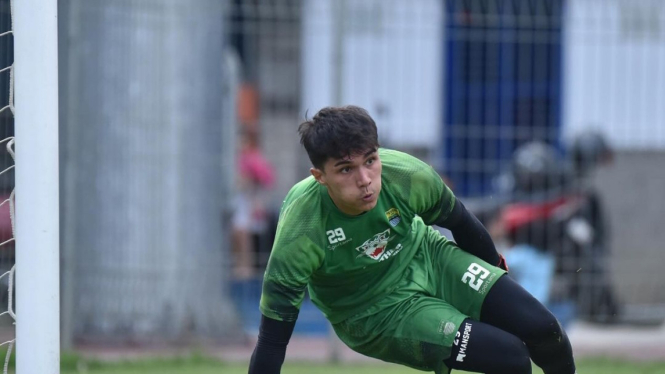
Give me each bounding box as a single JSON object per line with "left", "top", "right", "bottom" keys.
{"left": 525, "top": 310, "right": 566, "bottom": 347}
{"left": 525, "top": 310, "right": 577, "bottom": 374}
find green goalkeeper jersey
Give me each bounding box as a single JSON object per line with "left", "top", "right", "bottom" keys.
{"left": 259, "top": 148, "right": 456, "bottom": 324}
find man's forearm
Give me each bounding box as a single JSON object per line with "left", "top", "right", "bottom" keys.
{"left": 248, "top": 315, "right": 295, "bottom": 374}
{"left": 437, "top": 198, "right": 501, "bottom": 267}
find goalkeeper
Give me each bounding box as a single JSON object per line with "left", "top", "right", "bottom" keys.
{"left": 248, "top": 106, "right": 577, "bottom": 374}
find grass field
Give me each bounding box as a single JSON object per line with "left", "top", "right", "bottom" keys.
{"left": 46, "top": 355, "right": 665, "bottom": 374}
{"left": 1, "top": 351, "right": 664, "bottom": 373}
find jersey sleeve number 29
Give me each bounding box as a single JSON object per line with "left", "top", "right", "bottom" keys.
{"left": 461, "top": 263, "right": 490, "bottom": 291}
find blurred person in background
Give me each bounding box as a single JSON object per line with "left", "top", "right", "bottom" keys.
{"left": 249, "top": 106, "right": 577, "bottom": 374}
{"left": 486, "top": 199, "right": 575, "bottom": 328}
{"left": 489, "top": 141, "right": 579, "bottom": 327}
{"left": 487, "top": 210, "right": 556, "bottom": 306}
{"left": 490, "top": 137, "right": 620, "bottom": 326}
{"left": 232, "top": 125, "right": 275, "bottom": 279}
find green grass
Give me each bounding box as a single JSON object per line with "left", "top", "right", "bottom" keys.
{"left": 52, "top": 355, "right": 665, "bottom": 374}
{"left": 1, "top": 352, "right": 664, "bottom": 373}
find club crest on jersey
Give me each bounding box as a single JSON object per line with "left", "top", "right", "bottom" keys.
{"left": 355, "top": 229, "right": 404, "bottom": 261}
{"left": 385, "top": 208, "right": 401, "bottom": 227}
{"left": 356, "top": 229, "right": 391, "bottom": 260}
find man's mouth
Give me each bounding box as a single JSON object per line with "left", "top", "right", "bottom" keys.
{"left": 362, "top": 192, "right": 373, "bottom": 201}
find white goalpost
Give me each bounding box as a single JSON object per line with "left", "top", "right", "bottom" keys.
{"left": 12, "top": 0, "right": 60, "bottom": 373}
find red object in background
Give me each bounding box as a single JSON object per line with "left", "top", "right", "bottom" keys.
{"left": 500, "top": 196, "right": 583, "bottom": 233}
{"left": 238, "top": 84, "right": 260, "bottom": 130}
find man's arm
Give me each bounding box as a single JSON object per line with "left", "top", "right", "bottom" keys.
{"left": 248, "top": 315, "right": 296, "bottom": 374}
{"left": 436, "top": 197, "right": 508, "bottom": 271}
{"left": 251, "top": 214, "right": 324, "bottom": 372}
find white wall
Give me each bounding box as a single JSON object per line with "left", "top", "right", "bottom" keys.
{"left": 564, "top": 0, "right": 665, "bottom": 150}
{"left": 302, "top": 0, "right": 443, "bottom": 148}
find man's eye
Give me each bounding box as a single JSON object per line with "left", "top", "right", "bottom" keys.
{"left": 340, "top": 167, "right": 351, "bottom": 173}
{"left": 366, "top": 158, "right": 375, "bottom": 165}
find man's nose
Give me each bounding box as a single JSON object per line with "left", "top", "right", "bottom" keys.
{"left": 357, "top": 168, "right": 371, "bottom": 188}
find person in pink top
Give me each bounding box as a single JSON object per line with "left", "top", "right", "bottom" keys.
{"left": 233, "top": 127, "right": 275, "bottom": 278}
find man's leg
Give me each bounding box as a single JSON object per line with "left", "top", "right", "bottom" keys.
{"left": 480, "top": 275, "right": 577, "bottom": 374}
{"left": 333, "top": 294, "right": 533, "bottom": 374}
{"left": 443, "top": 318, "right": 532, "bottom": 374}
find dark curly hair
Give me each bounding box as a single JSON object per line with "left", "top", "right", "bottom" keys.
{"left": 298, "top": 106, "right": 380, "bottom": 170}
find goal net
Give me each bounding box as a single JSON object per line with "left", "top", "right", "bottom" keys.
{"left": 0, "top": 0, "right": 16, "bottom": 372}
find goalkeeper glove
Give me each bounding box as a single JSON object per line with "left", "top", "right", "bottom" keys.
{"left": 497, "top": 253, "right": 509, "bottom": 272}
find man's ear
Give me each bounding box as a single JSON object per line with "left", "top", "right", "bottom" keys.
{"left": 310, "top": 167, "right": 326, "bottom": 185}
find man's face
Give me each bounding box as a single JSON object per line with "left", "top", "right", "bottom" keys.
{"left": 311, "top": 148, "right": 382, "bottom": 216}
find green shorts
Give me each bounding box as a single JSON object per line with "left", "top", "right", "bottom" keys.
{"left": 332, "top": 226, "right": 506, "bottom": 374}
